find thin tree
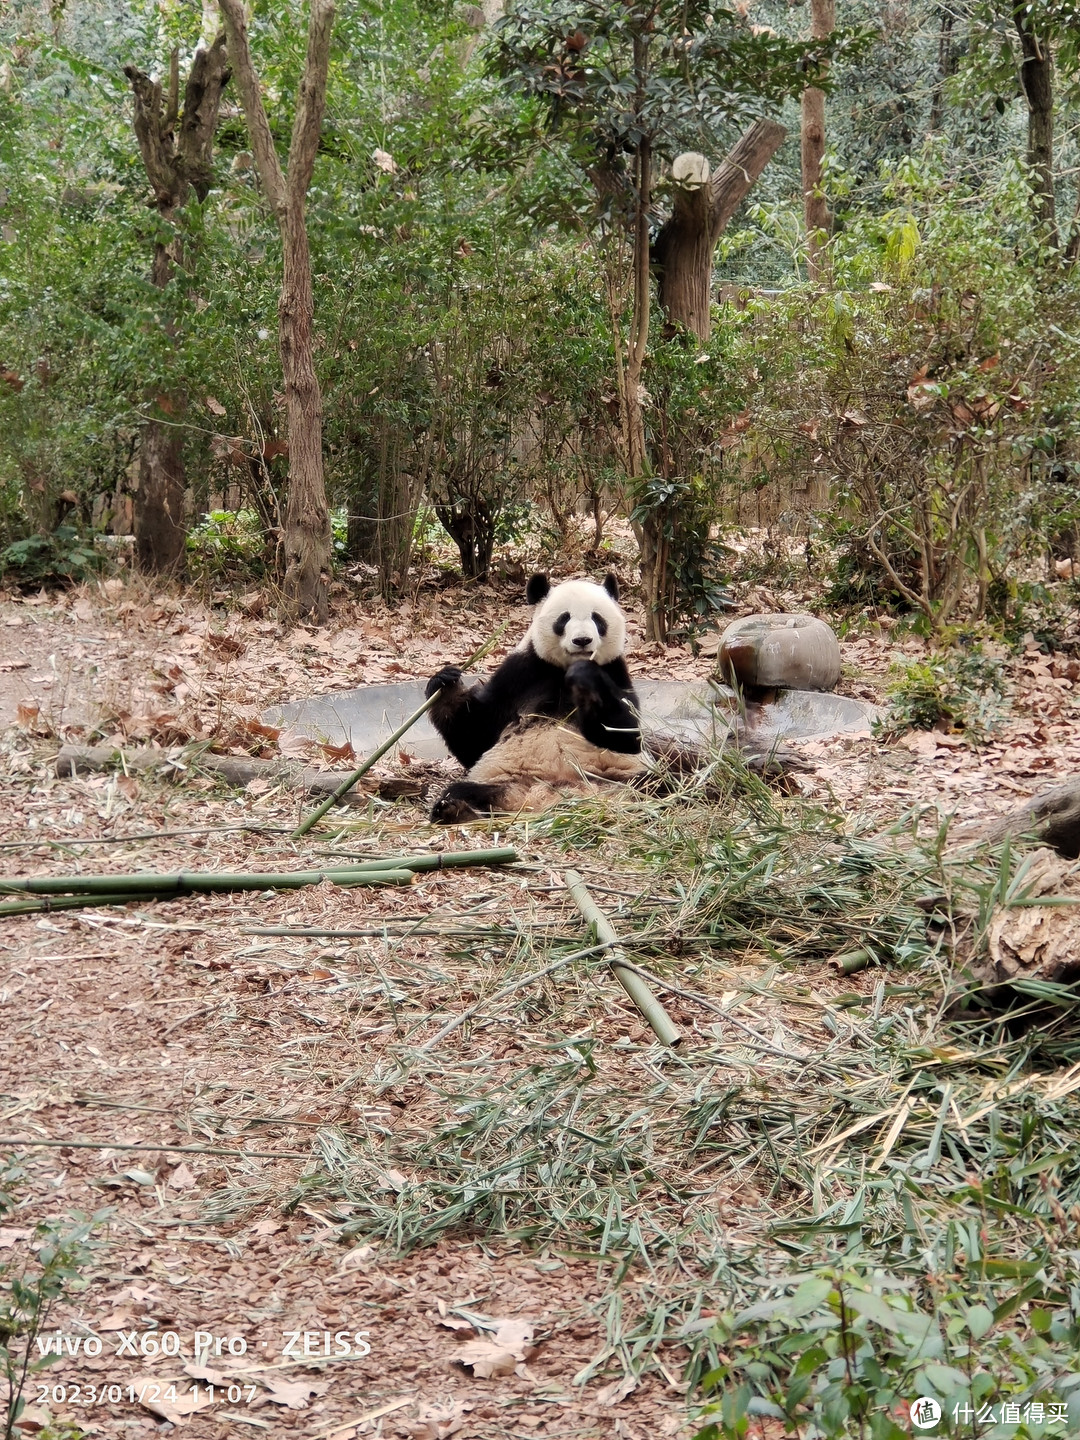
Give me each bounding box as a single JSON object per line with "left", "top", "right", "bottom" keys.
{"left": 1012, "top": 0, "right": 1056, "bottom": 243}
{"left": 124, "top": 36, "right": 231, "bottom": 574}
{"left": 218, "top": 0, "right": 335, "bottom": 622}
{"left": 801, "top": 0, "right": 835, "bottom": 281}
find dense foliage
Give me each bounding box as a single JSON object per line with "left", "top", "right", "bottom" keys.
{"left": 0, "top": 0, "right": 1078, "bottom": 630}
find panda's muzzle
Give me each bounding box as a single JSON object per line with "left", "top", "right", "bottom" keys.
{"left": 572, "top": 635, "right": 593, "bottom": 650}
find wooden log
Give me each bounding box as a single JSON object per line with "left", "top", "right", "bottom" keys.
{"left": 54, "top": 745, "right": 424, "bottom": 801}
{"left": 965, "top": 780, "right": 1080, "bottom": 859}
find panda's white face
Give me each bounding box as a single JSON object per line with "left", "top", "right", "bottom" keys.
{"left": 525, "top": 574, "right": 627, "bottom": 669}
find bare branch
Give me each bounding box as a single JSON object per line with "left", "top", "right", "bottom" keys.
{"left": 218, "top": 0, "right": 286, "bottom": 213}
{"left": 288, "top": 0, "right": 336, "bottom": 204}
{"left": 178, "top": 33, "right": 231, "bottom": 202}
{"left": 123, "top": 64, "right": 177, "bottom": 208}
{"left": 708, "top": 118, "right": 787, "bottom": 242}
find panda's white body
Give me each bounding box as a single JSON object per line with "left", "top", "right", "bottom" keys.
{"left": 426, "top": 574, "right": 644, "bottom": 821}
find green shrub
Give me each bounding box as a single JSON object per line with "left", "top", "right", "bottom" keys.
{"left": 0, "top": 1159, "right": 105, "bottom": 1440}
{"left": 186, "top": 509, "right": 268, "bottom": 582}
{"left": 877, "top": 649, "right": 1007, "bottom": 742}
{"left": 693, "top": 1263, "right": 1080, "bottom": 1440}
{"left": 0, "top": 527, "right": 102, "bottom": 589}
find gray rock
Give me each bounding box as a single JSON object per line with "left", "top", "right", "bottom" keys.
{"left": 718, "top": 612, "right": 842, "bottom": 692}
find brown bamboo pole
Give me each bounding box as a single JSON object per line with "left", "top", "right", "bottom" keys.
{"left": 564, "top": 870, "right": 683, "bottom": 1047}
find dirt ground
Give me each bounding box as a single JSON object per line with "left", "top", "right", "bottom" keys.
{"left": 2, "top": 564, "right": 1079, "bottom": 1440}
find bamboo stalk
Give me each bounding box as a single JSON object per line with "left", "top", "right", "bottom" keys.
{"left": 0, "top": 1136, "right": 308, "bottom": 1160}
{"left": 0, "top": 850, "right": 518, "bottom": 919}
{"left": 0, "top": 824, "right": 290, "bottom": 851}
{"left": 290, "top": 622, "right": 510, "bottom": 839}
{"left": 0, "top": 867, "right": 416, "bottom": 897}
{"left": 0, "top": 891, "right": 157, "bottom": 918}
{"left": 564, "top": 869, "right": 683, "bottom": 1047}
{"left": 0, "top": 869, "right": 415, "bottom": 918}
{"left": 317, "top": 847, "right": 518, "bottom": 872}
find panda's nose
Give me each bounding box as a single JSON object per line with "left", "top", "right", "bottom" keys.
{"left": 573, "top": 636, "right": 592, "bottom": 648}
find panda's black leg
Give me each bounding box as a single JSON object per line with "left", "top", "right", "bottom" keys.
{"left": 429, "top": 780, "right": 507, "bottom": 824}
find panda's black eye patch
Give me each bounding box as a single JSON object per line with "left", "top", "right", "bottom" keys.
{"left": 553, "top": 612, "right": 571, "bottom": 636}
{"left": 591, "top": 612, "right": 608, "bottom": 637}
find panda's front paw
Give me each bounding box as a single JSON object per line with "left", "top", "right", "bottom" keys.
{"left": 566, "top": 658, "right": 602, "bottom": 702}
{"left": 425, "top": 665, "right": 464, "bottom": 700}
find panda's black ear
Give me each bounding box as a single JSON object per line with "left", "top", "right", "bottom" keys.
{"left": 526, "top": 574, "right": 550, "bottom": 605}
{"left": 602, "top": 573, "right": 620, "bottom": 601}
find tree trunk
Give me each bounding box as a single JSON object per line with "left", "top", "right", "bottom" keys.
{"left": 219, "top": 0, "right": 335, "bottom": 624}
{"left": 280, "top": 205, "right": 330, "bottom": 620}
{"left": 124, "top": 36, "right": 230, "bottom": 576}
{"left": 1013, "top": 3, "right": 1056, "bottom": 243}
{"left": 627, "top": 135, "right": 668, "bottom": 643}
{"left": 645, "top": 122, "right": 785, "bottom": 643}
{"left": 654, "top": 120, "right": 787, "bottom": 343}
{"left": 135, "top": 413, "right": 187, "bottom": 573}
{"left": 801, "top": 0, "right": 835, "bottom": 281}
{"left": 929, "top": 8, "right": 955, "bottom": 133}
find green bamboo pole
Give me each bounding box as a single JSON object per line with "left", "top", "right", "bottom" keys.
{"left": 289, "top": 622, "right": 510, "bottom": 840}
{"left": 564, "top": 869, "right": 683, "bottom": 1048}
{"left": 0, "top": 866, "right": 418, "bottom": 896}
{"left": 316, "top": 847, "right": 518, "bottom": 872}
{"left": 0, "top": 871, "right": 415, "bottom": 919}
{"left": 0, "top": 891, "right": 158, "bottom": 918}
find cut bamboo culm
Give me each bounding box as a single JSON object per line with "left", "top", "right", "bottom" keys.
{"left": 317, "top": 847, "right": 518, "bottom": 873}
{"left": 0, "top": 866, "right": 417, "bottom": 897}
{"left": 0, "top": 849, "right": 518, "bottom": 920}
{"left": 564, "top": 869, "right": 683, "bottom": 1047}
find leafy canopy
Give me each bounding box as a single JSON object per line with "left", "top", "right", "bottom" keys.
{"left": 489, "top": 0, "right": 863, "bottom": 164}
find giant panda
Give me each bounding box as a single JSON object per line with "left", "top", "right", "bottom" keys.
{"left": 426, "top": 573, "right": 646, "bottom": 822}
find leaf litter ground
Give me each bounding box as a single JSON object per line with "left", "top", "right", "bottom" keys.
{"left": 3, "top": 563, "right": 1080, "bottom": 1439}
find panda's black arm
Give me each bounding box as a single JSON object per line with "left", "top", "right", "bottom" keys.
{"left": 566, "top": 658, "right": 643, "bottom": 755}
{"left": 428, "top": 651, "right": 561, "bottom": 769}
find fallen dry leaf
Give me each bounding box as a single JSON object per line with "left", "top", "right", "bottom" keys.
{"left": 338, "top": 1241, "right": 378, "bottom": 1270}
{"left": 168, "top": 1161, "right": 197, "bottom": 1190}
{"left": 183, "top": 1362, "right": 231, "bottom": 1385}
{"left": 492, "top": 1317, "right": 533, "bottom": 1355}
{"left": 0, "top": 1227, "right": 32, "bottom": 1248}
{"left": 276, "top": 728, "right": 321, "bottom": 759}
{"left": 897, "top": 729, "right": 938, "bottom": 757}
{"left": 7, "top": 1403, "right": 49, "bottom": 1432}
{"left": 452, "top": 1316, "right": 533, "bottom": 1380}
{"left": 595, "top": 1374, "right": 638, "bottom": 1405}
{"left": 452, "top": 1339, "right": 518, "bottom": 1379}
{"left": 255, "top": 1377, "right": 332, "bottom": 1409}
